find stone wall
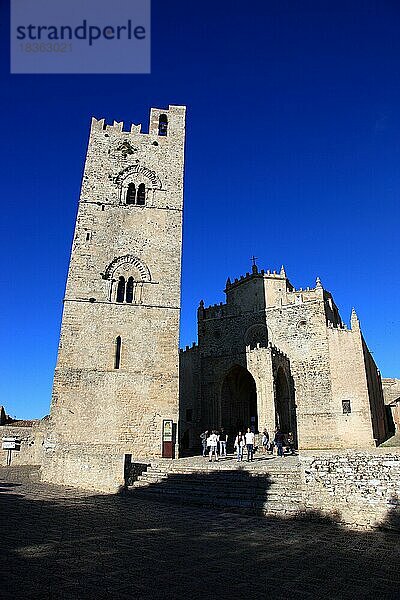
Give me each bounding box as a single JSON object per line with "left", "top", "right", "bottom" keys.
{"left": 301, "top": 450, "right": 400, "bottom": 528}
{"left": 362, "top": 337, "right": 388, "bottom": 443}
{"left": 42, "top": 443, "right": 130, "bottom": 493}
{"left": 326, "top": 324, "right": 377, "bottom": 448}
{"left": 0, "top": 422, "right": 46, "bottom": 467}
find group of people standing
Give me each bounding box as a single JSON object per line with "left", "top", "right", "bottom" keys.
{"left": 200, "top": 427, "right": 296, "bottom": 462}
{"left": 200, "top": 428, "right": 229, "bottom": 462}
{"left": 200, "top": 428, "right": 256, "bottom": 462}
{"left": 261, "top": 428, "right": 295, "bottom": 458}
{"left": 233, "top": 429, "right": 255, "bottom": 462}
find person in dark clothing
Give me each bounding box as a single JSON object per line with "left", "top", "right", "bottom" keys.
{"left": 274, "top": 428, "right": 285, "bottom": 458}
{"left": 287, "top": 431, "right": 296, "bottom": 454}
{"left": 218, "top": 427, "right": 228, "bottom": 457}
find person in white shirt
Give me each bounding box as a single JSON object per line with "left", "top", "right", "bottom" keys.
{"left": 208, "top": 431, "right": 219, "bottom": 462}
{"left": 245, "top": 427, "right": 255, "bottom": 462}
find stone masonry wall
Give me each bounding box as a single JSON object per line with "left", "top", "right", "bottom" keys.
{"left": 0, "top": 423, "right": 46, "bottom": 467}
{"left": 301, "top": 450, "right": 400, "bottom": 528}
{"left": 326, "top": 326, "right": 376, "bottom": 448}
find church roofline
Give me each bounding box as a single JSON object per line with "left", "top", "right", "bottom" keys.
{"left": 224, "top": 267, "right": 293, "bottom": 293}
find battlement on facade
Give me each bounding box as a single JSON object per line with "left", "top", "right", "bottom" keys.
{"left": 222, "top": 263, "right": 332, "bottom": 312}
{"left": 199, "top": 300, "right": 229, "bottom": 320}
{"left": 286, "top": 286, "right": 324, "bottom": 304}
{"left": 325, "top": 307, "right": 362, "bottom": 333}
{"left": 327, "top": 320, "right": 349, "bottom": 331}
{"left": 224, "top": 264, "right": 292, "bottom": 292}
{"left": 179, "top": 342, "right": 198, "bottom": 354}
{"left": 268, "top": 342, "right": 289, "bottom": 360}
{"left": 91, "top": 118, "right": 143, "bottom": 134}
{"left": 245, "top": 341, "right": 289, "bottom": 359}
{"left": 90, "top": 105, "right": 186, "bottom": 137}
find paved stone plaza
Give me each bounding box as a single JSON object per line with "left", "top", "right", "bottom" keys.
{"left": 1, "top": 467, "right": 399, "bottom": 600}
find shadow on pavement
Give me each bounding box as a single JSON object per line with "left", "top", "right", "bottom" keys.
{"left": 0, "top": 470, "right": 399, "bottom": 600}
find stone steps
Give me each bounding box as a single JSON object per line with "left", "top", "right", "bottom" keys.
{"left": 136, "top": 474, "right": 303, "bottom": 492}
{"left": 133, "top": 489, "right": 303, "bottom": 502}
{"left": 129, "top": 461, "right": 306, "bottom": 516}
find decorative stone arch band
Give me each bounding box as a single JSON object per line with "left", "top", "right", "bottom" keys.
{"left": 103, "top": 254, "right": 151, "bottom": 282}
{"left": 102, "top": 255, "right": 152, "bottom": 304}
{"left": 113, "top": 164, "right": 162, "bottom": 189}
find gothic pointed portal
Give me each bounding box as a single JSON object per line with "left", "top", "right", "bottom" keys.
{"left": 275, "top": 367, "right": 298, "bottom": 446}
{"left": 220, "top": 365, "right": 258, "bottom": 437}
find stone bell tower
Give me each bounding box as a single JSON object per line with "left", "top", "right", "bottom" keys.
{"left": 42, "top": 105, "right": 186, "bottom": 491}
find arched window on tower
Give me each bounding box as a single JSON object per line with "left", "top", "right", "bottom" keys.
{"left": 126, "top": 277, "right": 134, "bottom": 303}
{"left": 158, "top": 114, "right": 168, "bottom": 136}
{"left": 137, "top": 183, "right": 146, "bottom": 205}
{"left": 126, "top": 183, "right": 136, "bottom": 205}
{"left": 114, "top": 336, "right": 121, "bottom": 369}
{"left": 116, "top": 276, "right": 125, "bottom": 303}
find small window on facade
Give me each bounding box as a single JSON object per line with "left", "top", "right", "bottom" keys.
{"left": 158, "top": 114, "right": 168, "bottom": 136}
{"left": 342, "top": 399, "right": 351, "bottom": 414}
{"left": 126, "top": 183, "right": 136, "bottom": 205}
{"left": 137, "top": 183, "right": 146, "bottom": 205}
{"left": 115, "top": 336, "right": 121, "bottom": 369}
{"left": 186, "top": 409, "right": 193, "bottom": 422}
{"left": 116, "top": 276, "right": 125, "bottom": 303}
{"left": 86, "top": 232, "right": 91, "bottom": 241}
{"left": 126, "top": 277, "right": 134, "bottom": 303}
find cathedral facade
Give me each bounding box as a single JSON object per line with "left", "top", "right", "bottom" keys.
{"left": 179, "top": 264, "right": 389, "bottom": 451}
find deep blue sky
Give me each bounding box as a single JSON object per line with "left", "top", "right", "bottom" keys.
{"left": 1, "top": 1, "right": 399, "bottom": 419}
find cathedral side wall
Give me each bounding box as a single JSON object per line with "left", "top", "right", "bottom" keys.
{"left": 362, "top": 340, "right": 388, "bottom": 444}
{"left": 326, "top": 328, "right": 376, "bottom": 448}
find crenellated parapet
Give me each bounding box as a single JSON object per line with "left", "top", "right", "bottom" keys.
{"left": 198, "top": 300, "right": 229, "bottom": 320}
{"left": 224, "top": 266, "right": 293, "bottom": 293}
{"left": 327, "top": 321, "right": 349, "bottom": 331}
{"left": 326, "top": 308, "right": 361, "bottom": 333}
{"left": 90, "top": 104, "right": 186, "bottom": 138}
{"left": 179, "top": 342, "right": 199, "bottom": 354}
{"left": 90, "top": 118, "right": 141, "bottom": 134}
